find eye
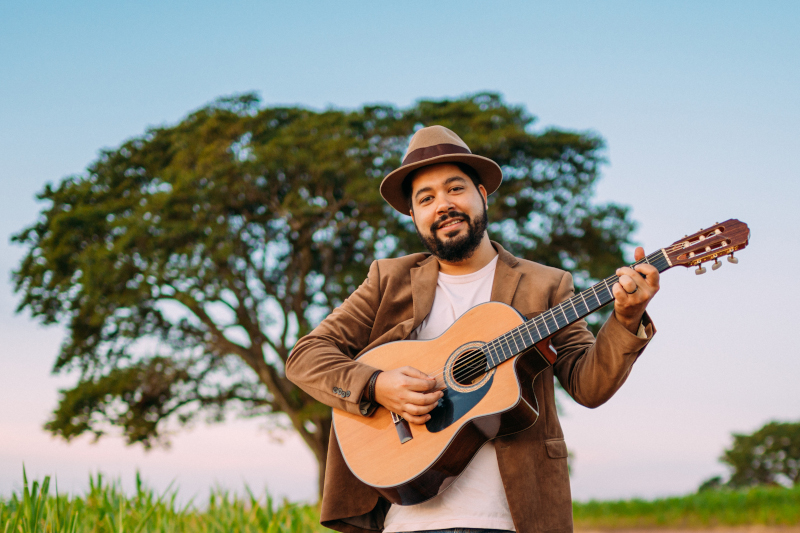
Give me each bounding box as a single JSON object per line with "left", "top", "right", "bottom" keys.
{"left": 418, "top": 195, "right": 433, "bottom": 205}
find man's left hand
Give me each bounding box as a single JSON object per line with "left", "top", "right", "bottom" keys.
{"left": 612, "top": 246, "right": 660, "bottom": 334}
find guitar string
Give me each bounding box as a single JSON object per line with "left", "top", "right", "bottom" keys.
{"left": 439, "top": 257, "right": 654, "bottom": 383}
{"left": 432, "top": 240, "right": 738, "bottom": 386}
{"left": 428, "top": 265, "right": 645, "bottom": 385}
{"left": 385, "top": 242, "right": 735, "bottom": 412}
{"left": 421, "top": 242, "right": 735, "bottom": 392}
{"left": 422, "top": 251, "right": 671, "bottom": 386}
{"left": 398, "top": 241, "right": 736, "bottom": 397}
{"left": 422, "top": 271, "right": 622, "bottom": 386}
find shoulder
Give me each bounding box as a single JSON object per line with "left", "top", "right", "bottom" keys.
{"left": 372, "top": 251, "right": 431, "bottom": 276}
{"left": 356, "top": 252, "right": 431, "bottom": 294}
{"left": 495, "top": 244, "right": 573, "bottom": 309}
{"left": 513, "top": 256, "right": 569, "bottom": 284}
{"left": 494, "top": 240, "right": 569, "bottom": 287}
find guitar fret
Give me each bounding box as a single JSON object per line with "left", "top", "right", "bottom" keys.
{"left": 494, "top": 339, "right": 507, "bottom": 363}
{"left": 488, "top": 341, "right": 500, "bottom": 366}
{"left": 529, "top": 321, "right": 540, "bottom": 343}
{"left": 578, "top": 291, "right": 590, "bottom": 314}
{"left": 520, "top": 323, "right": 534, "bottom": 346}
{"left": 551, "top": 309, "right": 565, "bottom": 329}
{"left": 507, "top": 334, "right": 517, "bottom": 355}
{"left": 485, "top": 344, "right": 497, "bottom": 367}
{"left": 540, "top": 315, "right": 551, "bottom": 335}
{"left": 532, "top": 317, "right": 544, "bottom": 339}
{"left": 651, "top": 251, "right": 669, "bottom": 271}
{"left": 509, "top": 331, "right": 521, "bottom": 352}
{"left": 568, "top": 297, "right": 579, "bottom": 320}
{"left": 602, "top": 279, "right": 613, "bottom": 300}
{"left": 589, "top": 285, "right": 601, "bottom": 308}
{"left": 560, "top": 304, "right": 570, "bottom": 324}
{"left": 515, "top": 329, "right": 528, "bottom": 351}
{"left": 499, "top": 334, "right": 513, "bottom": 359}
{"left": 544, "top": 312, "right": 558, "bottom": 334}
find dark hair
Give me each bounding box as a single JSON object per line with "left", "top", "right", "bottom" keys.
{"left": 402, "top": 162, "right": 483, "bottom": 210}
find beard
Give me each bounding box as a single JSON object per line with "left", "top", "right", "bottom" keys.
{"left": 415, "top": 206, "right": 489, "bottom": 263}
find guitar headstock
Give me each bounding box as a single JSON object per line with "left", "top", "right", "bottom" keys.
{"left": 664, "top": 219, "right": 750, "bottom": 273}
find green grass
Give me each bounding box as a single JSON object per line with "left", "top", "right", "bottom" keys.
{"left": 4, "top": 468, "right": 800, "bottom": 531}
{"left": 1, "top": 469, "right": 329, "bottom": 533}
{"left": 573, "top": 485, "right": 800, "bottom": 529}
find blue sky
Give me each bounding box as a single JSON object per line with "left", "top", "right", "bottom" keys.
{"left": 1, "top": 1, "right": 799, "bottom": 502}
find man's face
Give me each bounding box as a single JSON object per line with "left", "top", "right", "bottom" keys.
{"left": 408, "top": 163, "right": 489, "bottom": 262}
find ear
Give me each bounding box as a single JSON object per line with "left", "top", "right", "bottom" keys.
{"left": 409, "top": 206, "right": 415, "bottom": 224}
{"left": 478, "top": 184, "right": 488, "bottom": 208}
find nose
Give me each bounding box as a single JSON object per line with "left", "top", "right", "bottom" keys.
{"left": 435, "top": 196, "right": 456, "bottom": 216}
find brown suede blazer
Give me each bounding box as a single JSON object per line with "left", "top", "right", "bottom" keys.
{"left": 286, "top": 242, "right": 655, "bottom": 533}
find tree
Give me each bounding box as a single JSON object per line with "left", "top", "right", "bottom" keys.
{"left": 12, "top": 92, "right": 635, "bottom": 497}
{"left": 721, "top": 421, "right": 800, "bottom": 488}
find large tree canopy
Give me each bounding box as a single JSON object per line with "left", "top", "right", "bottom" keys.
{"left": 13, "top": 92, "right": 635, "bottom": 495}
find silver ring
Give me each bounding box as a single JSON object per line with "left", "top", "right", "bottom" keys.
{"left": 625, "top": 286, "right": 639, "bottom": 295}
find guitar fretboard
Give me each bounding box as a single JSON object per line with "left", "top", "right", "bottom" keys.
{"left": 482, "top": 249, "right": 671, "bottom": 369}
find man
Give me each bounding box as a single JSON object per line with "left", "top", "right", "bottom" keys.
{"left": 286, "top": 125, "right": 659, "bottom": 533}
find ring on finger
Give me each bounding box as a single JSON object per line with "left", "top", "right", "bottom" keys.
{"left": 625, "top": 286, "right": 639, "bottom": 295}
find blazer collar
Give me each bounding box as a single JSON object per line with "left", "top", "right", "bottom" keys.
{"left": 410, "top": 241, "right": 521, "bottom": 329}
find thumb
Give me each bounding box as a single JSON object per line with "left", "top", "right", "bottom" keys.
{"left": 634, "top": 246, "right": 645, "bottom": 262}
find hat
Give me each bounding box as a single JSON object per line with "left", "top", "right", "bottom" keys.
{"left": 380, "top": 125, "right": 503, "bottom": 215}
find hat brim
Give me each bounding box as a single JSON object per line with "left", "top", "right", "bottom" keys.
{"left": 380, "top": 153, "right": 502, "bottom": 215}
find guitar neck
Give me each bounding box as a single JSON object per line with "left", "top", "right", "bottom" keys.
{"left": 484, "top": 249, "right": 672, "bottom": 369}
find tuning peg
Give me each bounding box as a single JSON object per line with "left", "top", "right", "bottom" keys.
{"left": 712, "top": 259, "right": 722, "bottom": 271}
{"left": 695, "top": 265, "right": 707, "bottom": 275}
{"left": 727, "top": 254, "right": 739, "bottom": 264}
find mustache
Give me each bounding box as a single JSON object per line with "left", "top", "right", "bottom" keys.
{"left": 431, "top": 211, "right": 470, "bottom": 231}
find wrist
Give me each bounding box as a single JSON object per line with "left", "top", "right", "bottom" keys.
{"left": 615, "top": 309, "right": 643, "bottom": 334}
{"left": 366, "top": 370, "right": 383, "bottom": 404}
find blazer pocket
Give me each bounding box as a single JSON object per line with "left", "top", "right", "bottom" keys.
{"left": 545, "top": 438, "right": 568, "bottom": 459}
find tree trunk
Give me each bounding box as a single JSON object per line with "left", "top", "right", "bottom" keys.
{"left": 294, "top": 412, "right": 331, "bottom": 502}
{"left": 249, "top": 360, "right": 333, "bottom": 501}
{"left": 314, "top": 416, "right": 331, "bottom": 502}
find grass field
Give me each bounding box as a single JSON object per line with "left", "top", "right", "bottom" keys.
{"left": 3, "top": 469, "right": 799, "bottom": 532}
{"left": 572, "top": 485, "right": 800, "bottom": 529}
{"left": 0, "top": 470, "right": 328, "bottom": 533}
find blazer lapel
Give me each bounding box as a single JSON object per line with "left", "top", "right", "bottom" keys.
{"left": 410, "top": 255, "right": 440, "bottom": 331}
{"left": 405, "top": 242, "right": 520, "bottom": 338}
{"left": 490, "top": 241, "right": 522, "bottom": 306}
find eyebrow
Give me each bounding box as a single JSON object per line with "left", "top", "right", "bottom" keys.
{"left": 413, "top": 176, "right": 468, "bottom": 202}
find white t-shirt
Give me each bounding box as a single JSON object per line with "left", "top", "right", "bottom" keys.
{"left": 383, "top": 254, "right": 516, "bottom": 533}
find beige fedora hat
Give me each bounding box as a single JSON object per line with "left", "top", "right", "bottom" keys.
{"left": 380, "top": 125, "right": 503, "bottom": 214}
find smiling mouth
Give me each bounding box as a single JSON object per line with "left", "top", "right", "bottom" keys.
{"left": 438, "top": 219, "right": 463, "bottom": 230}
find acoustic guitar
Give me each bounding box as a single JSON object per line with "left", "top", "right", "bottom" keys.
{"left": 332, "top": 219, "right": 750, "bottom": 505}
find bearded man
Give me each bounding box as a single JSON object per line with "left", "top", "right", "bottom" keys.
{"left": 286, "top": 125, "right": 660, "bottom": 533}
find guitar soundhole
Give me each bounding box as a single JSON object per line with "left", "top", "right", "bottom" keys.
{"left": 452, "top": 349, "right": 488, "bottom": 386}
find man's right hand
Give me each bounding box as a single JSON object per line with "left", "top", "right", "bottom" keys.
{"left": 373, "top": 366, "right": 443, "bottom": 425}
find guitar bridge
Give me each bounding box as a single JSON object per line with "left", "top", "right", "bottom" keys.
{"left": 390, "top": 412, "right": 413, "bottom": 444}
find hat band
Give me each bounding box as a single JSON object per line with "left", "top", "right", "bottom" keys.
{"left": 401, "top": 143, "right": 471, "bottom": 166}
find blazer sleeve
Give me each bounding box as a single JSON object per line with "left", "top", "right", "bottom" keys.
{"left": 285, "top": 261, "right": 383, "bottom": 416}
{"left": 550, "top": 271, "right": 656, "bottom": 408}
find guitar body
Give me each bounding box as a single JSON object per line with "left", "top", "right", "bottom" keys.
{"left": 332, "top": 301, "right": 553, "bottom": 505}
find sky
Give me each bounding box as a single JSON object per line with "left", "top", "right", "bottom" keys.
{"left": 1, "top": 1, "right": 799, "bottom": 504}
